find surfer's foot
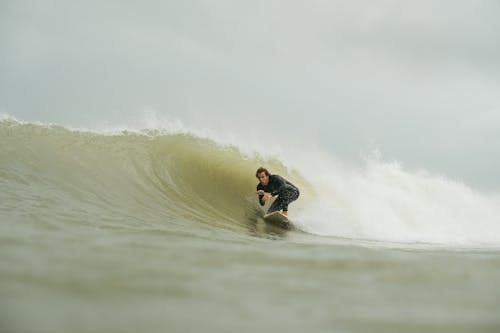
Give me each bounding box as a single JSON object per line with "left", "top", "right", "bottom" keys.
{"left": 282, "top": 211, "right": 288, "bottom": 216}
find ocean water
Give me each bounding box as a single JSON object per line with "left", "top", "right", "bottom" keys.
{"left": 1, "top": 117, "right": 500, "bottom": 333}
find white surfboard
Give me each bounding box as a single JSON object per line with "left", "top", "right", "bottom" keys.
{"left": 263, "top": 211, "right": 289, "bottom": 226}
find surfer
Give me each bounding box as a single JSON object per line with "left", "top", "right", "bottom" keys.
{"left": 255, "top": 167, "right": 300, "bottom": 217}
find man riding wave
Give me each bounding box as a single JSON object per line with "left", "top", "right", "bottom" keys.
{"left": 255, "top": 167, "right": 300, "bottom": 217}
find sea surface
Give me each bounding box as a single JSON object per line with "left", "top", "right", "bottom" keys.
{"left": 1, "top": 118, "right": 500, "bottom": 333}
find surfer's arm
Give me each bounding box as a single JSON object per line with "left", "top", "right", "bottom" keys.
{"left": 257, "top": 189, "right": 272, "bottom": 205}
{"left": 256, "top": 189, "right": 266, "bottom": 206}
{"left": 258, "top": 194, "right": 265, "bottom": 206}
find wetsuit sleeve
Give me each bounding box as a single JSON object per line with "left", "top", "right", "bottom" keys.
{"left": 258, "top": 194, "right": 265, "bottom": 206}
{"left": 257, "top": 185, "right": 265, "bottom": 206}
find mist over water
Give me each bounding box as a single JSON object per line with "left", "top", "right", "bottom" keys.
{"left": 294, "top": 150, "right": 500, "bottom": 246}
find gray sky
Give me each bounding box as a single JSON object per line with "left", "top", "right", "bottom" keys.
{"left": 1, "top": 0, "right": 499, "bottom": 189}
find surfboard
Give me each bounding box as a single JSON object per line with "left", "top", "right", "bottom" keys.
{"left": 263, "top": 211, "right": 289, "bottom": 228}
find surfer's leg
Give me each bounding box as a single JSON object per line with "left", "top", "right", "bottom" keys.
{"left": 267, "top": 197, "right": 283, "bottom": 214}
{"left": 280, "top": 189, "right": 300, "bottom": 212}
{"left": 267, "top": 189, "right": 300, "bottom": 214}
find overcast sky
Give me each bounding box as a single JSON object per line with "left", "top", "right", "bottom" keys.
{"left": 1, "top": 0, "right": 499, "bottom": 189}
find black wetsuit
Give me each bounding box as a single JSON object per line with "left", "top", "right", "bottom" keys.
{"left": 257, "top": 175, "right": 300, "bottom": 213}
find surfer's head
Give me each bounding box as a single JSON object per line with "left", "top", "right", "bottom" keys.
{"left": 256, "top": 167, "right": 270, "bottom": 186}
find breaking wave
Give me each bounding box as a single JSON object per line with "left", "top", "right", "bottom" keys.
{"left": 1, "top": 117, "right": 499, "bottom": 247}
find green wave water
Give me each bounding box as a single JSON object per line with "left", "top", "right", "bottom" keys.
{"left": 0, "top": 119, "right": 311, "bottom": 236}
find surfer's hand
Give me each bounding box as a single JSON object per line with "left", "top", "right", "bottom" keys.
{"left": 256, "top": 190, "right": 265, "bottom": 195}
{"left": 262, "top": 194, "right": 272, "bottom": 202}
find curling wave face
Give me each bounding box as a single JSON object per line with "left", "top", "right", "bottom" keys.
{"left": 0, "top": 119, "right": 311, "bottom": 238}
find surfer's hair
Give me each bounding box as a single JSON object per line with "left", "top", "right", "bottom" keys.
{"left": 255, "top": 167, "right": 270, "bottom": 178}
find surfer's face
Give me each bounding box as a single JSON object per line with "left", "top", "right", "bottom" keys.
{"left": 257, "top": 172, "right": 269, "bottom": 186}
